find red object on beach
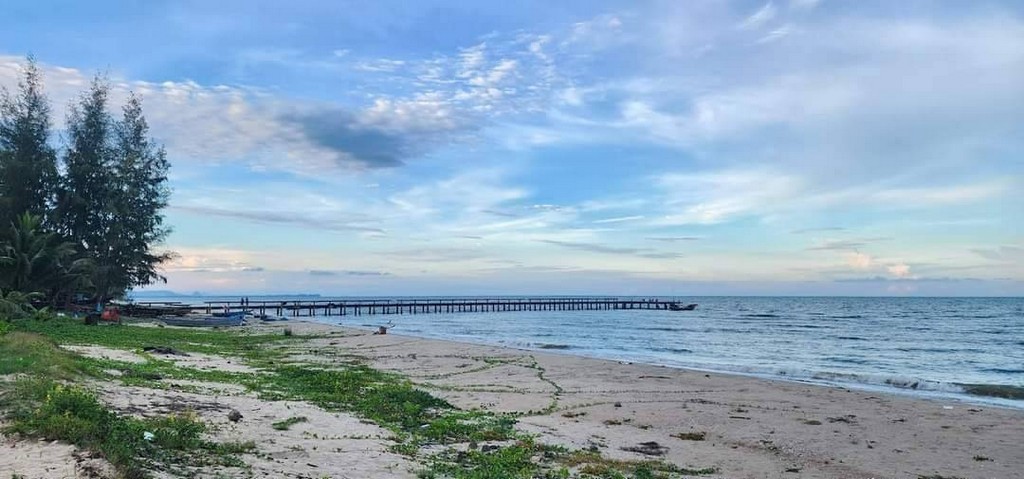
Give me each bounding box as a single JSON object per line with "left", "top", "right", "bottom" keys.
{"left": 101, "top": 307, "right": 120, "bottom": 323}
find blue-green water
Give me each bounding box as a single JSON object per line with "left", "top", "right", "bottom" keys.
{"left": 137, "top": 295, "right": 1024, "bottom": 407}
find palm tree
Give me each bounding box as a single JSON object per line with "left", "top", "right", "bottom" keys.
{"left": 0, "top": 290, "right": 41, "bottom": 319}
{"left": 0, "top": 212, "right": 91, "bottom": 306}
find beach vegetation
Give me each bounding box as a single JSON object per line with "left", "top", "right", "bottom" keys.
{"left": 419, "top": 440, "right": 711, "bottom": 479}
{"left": 0, "top": 213, "right": 92, "bottom": 306}
{"left": 57, "top": 79, "right": 172, "bottom": 303}
{"left": 2, "top": 317, "right": 717, "bottom": 478}
{"left": 272, "top": 416, "right": 309, "bottom": 430}
{"left": 0, "top": 290, "right": 41, "bottom": 319}
{"left": 0, "top": 325, "right": 261, "bottom": 477}
{"left": 3, "top": 380, "right": 250, "bottom": 477}
{"left": 0, "top": 56, "right": 58, "bottom": 227}
{"left": 0, "top": 57, "right": 172, "bottom": 308}
{"left": 670, "top": 431, "right": 705, "bottom": 441}
{"left": 564, "top": 450, "right": 716, "bottom": 478}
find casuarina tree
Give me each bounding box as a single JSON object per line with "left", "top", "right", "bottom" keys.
{"left": 0, "top": 56, "right": 59, "bottom": 227}
{"left": 110, "top": 93, "right": 173, "bottom": 295}
{"left": 58, "top": 77, "right": 172, "bottom": 302}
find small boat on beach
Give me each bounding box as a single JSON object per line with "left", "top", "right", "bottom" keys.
{"left": 669, "top": 303, "right": 698, "bottom": 311}
{"left": 118, "top": 302, "right": 195, "bottom": 318}
{"left": 159, "top": 315, "right": 245, "bottom": 327}
{"left": 256, "top": 313, "right": 289, "bottom": 322}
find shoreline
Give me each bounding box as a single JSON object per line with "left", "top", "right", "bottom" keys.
{"left": 321, "top": 318, "right": 1024, "bottom": 410}
{"left": 257, "top": 319, "right": 1024, "bottom": 478}
{"left": 4, "top": 317, "right": 1022, "bottom": 478}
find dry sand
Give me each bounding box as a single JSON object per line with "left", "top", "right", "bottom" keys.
{"left": 273, "top": 320, "right": 1024, "bottom": 479}
{"left": 4, "top": 319, "right": 1022, "bottom": 478}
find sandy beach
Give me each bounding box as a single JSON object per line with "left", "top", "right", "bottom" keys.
{"left": 4, "top": 319, "right": 1022, "bottom": 479}
{"left": 286, "top": 321, "right": 1023, "bottom": 479}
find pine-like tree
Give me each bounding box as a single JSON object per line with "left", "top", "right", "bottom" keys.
{"left": 111, "top": 93, "right": 173, "bottom": 292}
{"left": 57, "top": 76, "right": 117, "bottom": 300}
{"left": 0, "top": 56, "right": 59, "bottom": 226}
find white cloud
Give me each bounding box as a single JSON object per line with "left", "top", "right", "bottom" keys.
{"left": 887, "top": 263, "right": 912, "bottom": 278}
{"left": 844, "top": 251, "right": 874, "bottom": 270}
{"left": 738, "top": 2, "right": 778, "bottom": 30}
{"left": 388, "top": 169, "right": 529, "bottom": 218}
{"left": 564, "top": 14, "right": 625, "bottom": 48}
{"left": 458, "top": 43, "right": 487, "bottom": 76}
{"left": 867, "top": 181, "right": 1011, "bottom": 207}
{"left": 654, "top": 169, "right": 802, "bottom": 225}
{"left": 757, "top": 24, "right": 793, "bottom": 43}
{"left": 592, "top": 215, "right": 645, "bottom": 224}
{"left": 353, "top": 58, "right": 406, "bottom": 72}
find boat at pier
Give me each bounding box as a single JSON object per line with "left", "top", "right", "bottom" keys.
{"left": 669, "top": 303, "right": 698, "bottom": 311}
{"left": 159, "top": 315, "right": 245, "bottom": 327}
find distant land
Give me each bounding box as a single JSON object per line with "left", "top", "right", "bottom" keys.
{"left": 128, "top": 290, "right": 322, "bottom": 299}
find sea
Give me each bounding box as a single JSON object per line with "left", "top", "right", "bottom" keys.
{"left": 133, "top": 295, "right": 1024, "bottom": 408}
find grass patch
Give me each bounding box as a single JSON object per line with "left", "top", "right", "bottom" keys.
{"left": 670, "top": 431, "right": 706, "bottom": 441}
{"left": 4, "top": 317, "right": 716, "bottom": 478}
{"left": 256, "top": 365, "right": 519, "bottom": 445}
{"left": 9, "top": 316, "right": 292, "bottom": 359}
{"left": 564, "top": 450, "right": 716, "bottom": 478}
{"left": 418, "top": 441, "right": 717, "bottom": 479}
{"left": 272, "top": 416, "right": 308, "bottom": 430}
{"left": 2, "top": 380, "right": 249, "bottom": 477}
{"left": 0, "top": 332, "right": 89, "bottom": 379}
{"left": 419, "top": 439, "right": 567, "bottom": 479}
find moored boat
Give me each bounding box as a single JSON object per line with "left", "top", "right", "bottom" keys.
{"left": 160, "top": 315, "right": 245, "bottom": 327}
{"left": 669, "top": 303, "right": 698, "bottom": 311}
{"left": 119, "top": 302, "right": 195, "bottom": 318}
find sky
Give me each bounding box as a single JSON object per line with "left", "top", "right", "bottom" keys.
{"left": 0, "top": 0, "right": 1022, "bottom": 296}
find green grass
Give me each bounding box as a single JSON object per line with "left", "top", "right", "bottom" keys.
{"left": 670, "top": 431, "right": 706, "bottom": 441}
{"left": 10, "top": 316, "right": 292, "bottom": 358}
{"left": 256, "top": 365, "right": 519, "bottom": 445}
{"left": 0, "top": 332, "right": 90, "bottom": 379}
{"left": 418, "top": 440, "right": 708, "bottom": 479}
{"left": 419, "top": 439, "right": 562, "bottom": 479}
{"left": 2, "top": 380, "right": 248, "bottom": 478}
{"left": 2, "top": 317, "right": 716, "bottom": 478}
{"left": 562, "top": 451, "right": 716, "bottom": 478}
{"left": 0, "top": 320, "right": 265, "bottom": 478}
{"left": 271, "top": 416, "right": 308, "bottom": 430}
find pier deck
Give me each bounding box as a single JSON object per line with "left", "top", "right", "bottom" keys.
{"left": 174, "top": 297, "right": 690, "bottom": 317}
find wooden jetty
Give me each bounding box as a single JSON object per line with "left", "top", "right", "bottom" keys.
{"left": 179, "top": 297, "right": 693, "bottom": 317}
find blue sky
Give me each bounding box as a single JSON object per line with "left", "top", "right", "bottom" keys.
{"left": 1, "top": 0, "right": 1022, "bottom": 296}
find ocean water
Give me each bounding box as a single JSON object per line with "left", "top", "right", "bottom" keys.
{"left": 134, "top": 295, "right": 1024, "bottom": 408}
{"left": 344, "top": 296, "right": 1024, "bottom": 408}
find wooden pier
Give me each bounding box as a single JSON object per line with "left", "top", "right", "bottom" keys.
{"left": 164, "top": 297, "right": 691, "bottom": 317}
